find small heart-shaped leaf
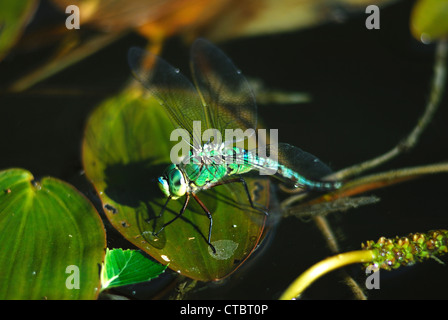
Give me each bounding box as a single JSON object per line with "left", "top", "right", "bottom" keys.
{"left": 101, "top": 248, "right": 167, "bottom": 290}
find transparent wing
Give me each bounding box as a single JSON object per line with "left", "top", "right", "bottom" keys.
{"left": 128, "top": 46, "right": 205, "bottom": 147}
{"left": 242, "top": 143, "right": 335, "bottom": 187}
{"left": 190, "top": 38, "right": 258, "bottom": 143}
{"left": 274, "top": 143, "right": 333, "bottom": 178}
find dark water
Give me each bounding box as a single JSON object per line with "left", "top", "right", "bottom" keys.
{"left": 1, "top": 0, "right": 447, "bottom": 299}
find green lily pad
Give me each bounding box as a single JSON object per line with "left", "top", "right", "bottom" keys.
{"left": 0, "top": 168, "right": 106, "bottom": 299}
{"left": 411, "top": 0, "right": 448, "bottom": 42}
{"left": 0, "top": 0, "right": 37, "bottom": 61}
{"left": 101, "top": 248, "right": 167, "bottom": 290}
{"left": 82, "top": 87, "right": 269, "bottom": 281}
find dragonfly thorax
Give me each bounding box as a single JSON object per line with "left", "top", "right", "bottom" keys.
{"left": 188, "top": 142, "right": 227, "bottom": 166}
{"left": 158, "top": 163, "right": 188, "bottom": 200}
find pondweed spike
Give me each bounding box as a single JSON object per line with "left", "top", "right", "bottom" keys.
{"left": 362, "top": 229, "right": 448, "bottom": 271}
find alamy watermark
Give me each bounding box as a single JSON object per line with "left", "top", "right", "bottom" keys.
{"left": 365, "top": 265, "right": 380, "bottom": 290}
{"left": 365, "top": 5, "right": 380, "bottom": 30}
{"left": 65, "top": 5, "right": 80, "bottom": 30}
{"left": 65, "top": 265, "right": 80, "bottom": 289}
{"left": 170, "top": 121, "right": 279, "bottom": 176}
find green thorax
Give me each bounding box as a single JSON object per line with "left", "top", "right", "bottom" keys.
{"left": 180, "top": 146, "right": 252, "bottom": 188}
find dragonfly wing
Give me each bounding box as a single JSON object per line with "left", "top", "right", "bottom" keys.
{"left": 242, "top": 143, "right": 334, "bottom": 186}
{"left": 128, "top": 47, "right": 205, "bottom": 147}
{"left": 190, "top": 38, "right": 258, "bottom": 140}
{"left": 274, "top": 143, "right": 334, "bottom": 180}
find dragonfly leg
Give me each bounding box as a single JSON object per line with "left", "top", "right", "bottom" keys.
{"left": 154, "top": 194, "right": 190, "bottom": 236}
{"left": 157, "top": 196, "right": 171, "bottom": 219}
{"left": 208, "top": 177, "right": 269, "bottom": 216}
{"left": 191, "top": 193, "right": 217, "bottom": 254}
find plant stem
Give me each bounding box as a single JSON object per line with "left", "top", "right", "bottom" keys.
{"left": 329, "top": 39, "right": 447, "bottom": 181}
{"left": 280, "top": 38, "right": 447, "bottom": 200}
{"left": 280, "top": 229, "right": 448, "bottom": 299}
{"left": 279, "top": 250, "right": 375, "bottom": 300}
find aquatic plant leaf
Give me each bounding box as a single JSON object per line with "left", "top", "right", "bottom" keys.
{"left": 101, "top": 248, "right": 167, "bottom": 290}
{"left": 0, "top": 0, "right": 37, "bottom": 61}
{"left": 411, "top": 0, "right": 448, "bottom": 42}
{"left": 82, "top": 87, "right": 269, "bottom": 281}
{"left": 0, "top": 169, "right": 106, "bottom": 300}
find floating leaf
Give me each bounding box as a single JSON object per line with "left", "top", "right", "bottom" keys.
{"left": 0, "top": 168, "right": 106, "bottom": 300}
{"left": 411, "top": 0, "right": 448, "bottom": 43}
{"left": 101, "top": 248, "right": 167, "bottom": 290}
{"left": 0, "top": 0, "right": 37, "bottom": 61}
{"left": 82, "top": 87, "right": 269, "bottom": 281}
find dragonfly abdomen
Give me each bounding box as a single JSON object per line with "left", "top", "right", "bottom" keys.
{"left": 276, "top": 163, "right": 341, "bottom": 190}
{"left": 183, "top": 146, "right": 341, "bottom": 191}
{"left": 235, "top": 148, "right": 341, "bottom": 191}
{"left": 223, "top": 147, "right": 341, "bottom": 191}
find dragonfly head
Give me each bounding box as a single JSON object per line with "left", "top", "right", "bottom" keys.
{"left": 158, "top": 164, "right": 187, "bottom": 200}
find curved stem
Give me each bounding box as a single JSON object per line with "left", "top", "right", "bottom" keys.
{"left": 281, "top": 38, "right": 447, "bottom": 198}
{"left": 279, "top": 250, "right": 375, "bottom": 300}
{"left": 329, "top": 39, "right": 447, "bottom": 181}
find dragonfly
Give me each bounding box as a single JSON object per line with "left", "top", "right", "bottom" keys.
{"left": 128, "top": 39, "right": 342, "bottom": 253}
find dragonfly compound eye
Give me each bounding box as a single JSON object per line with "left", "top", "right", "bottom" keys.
{"left": 168, "top": 169, "right": 187, "bottom": 198}
{"left": 157, "top": 176, "right": 171, "bottom": 198}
